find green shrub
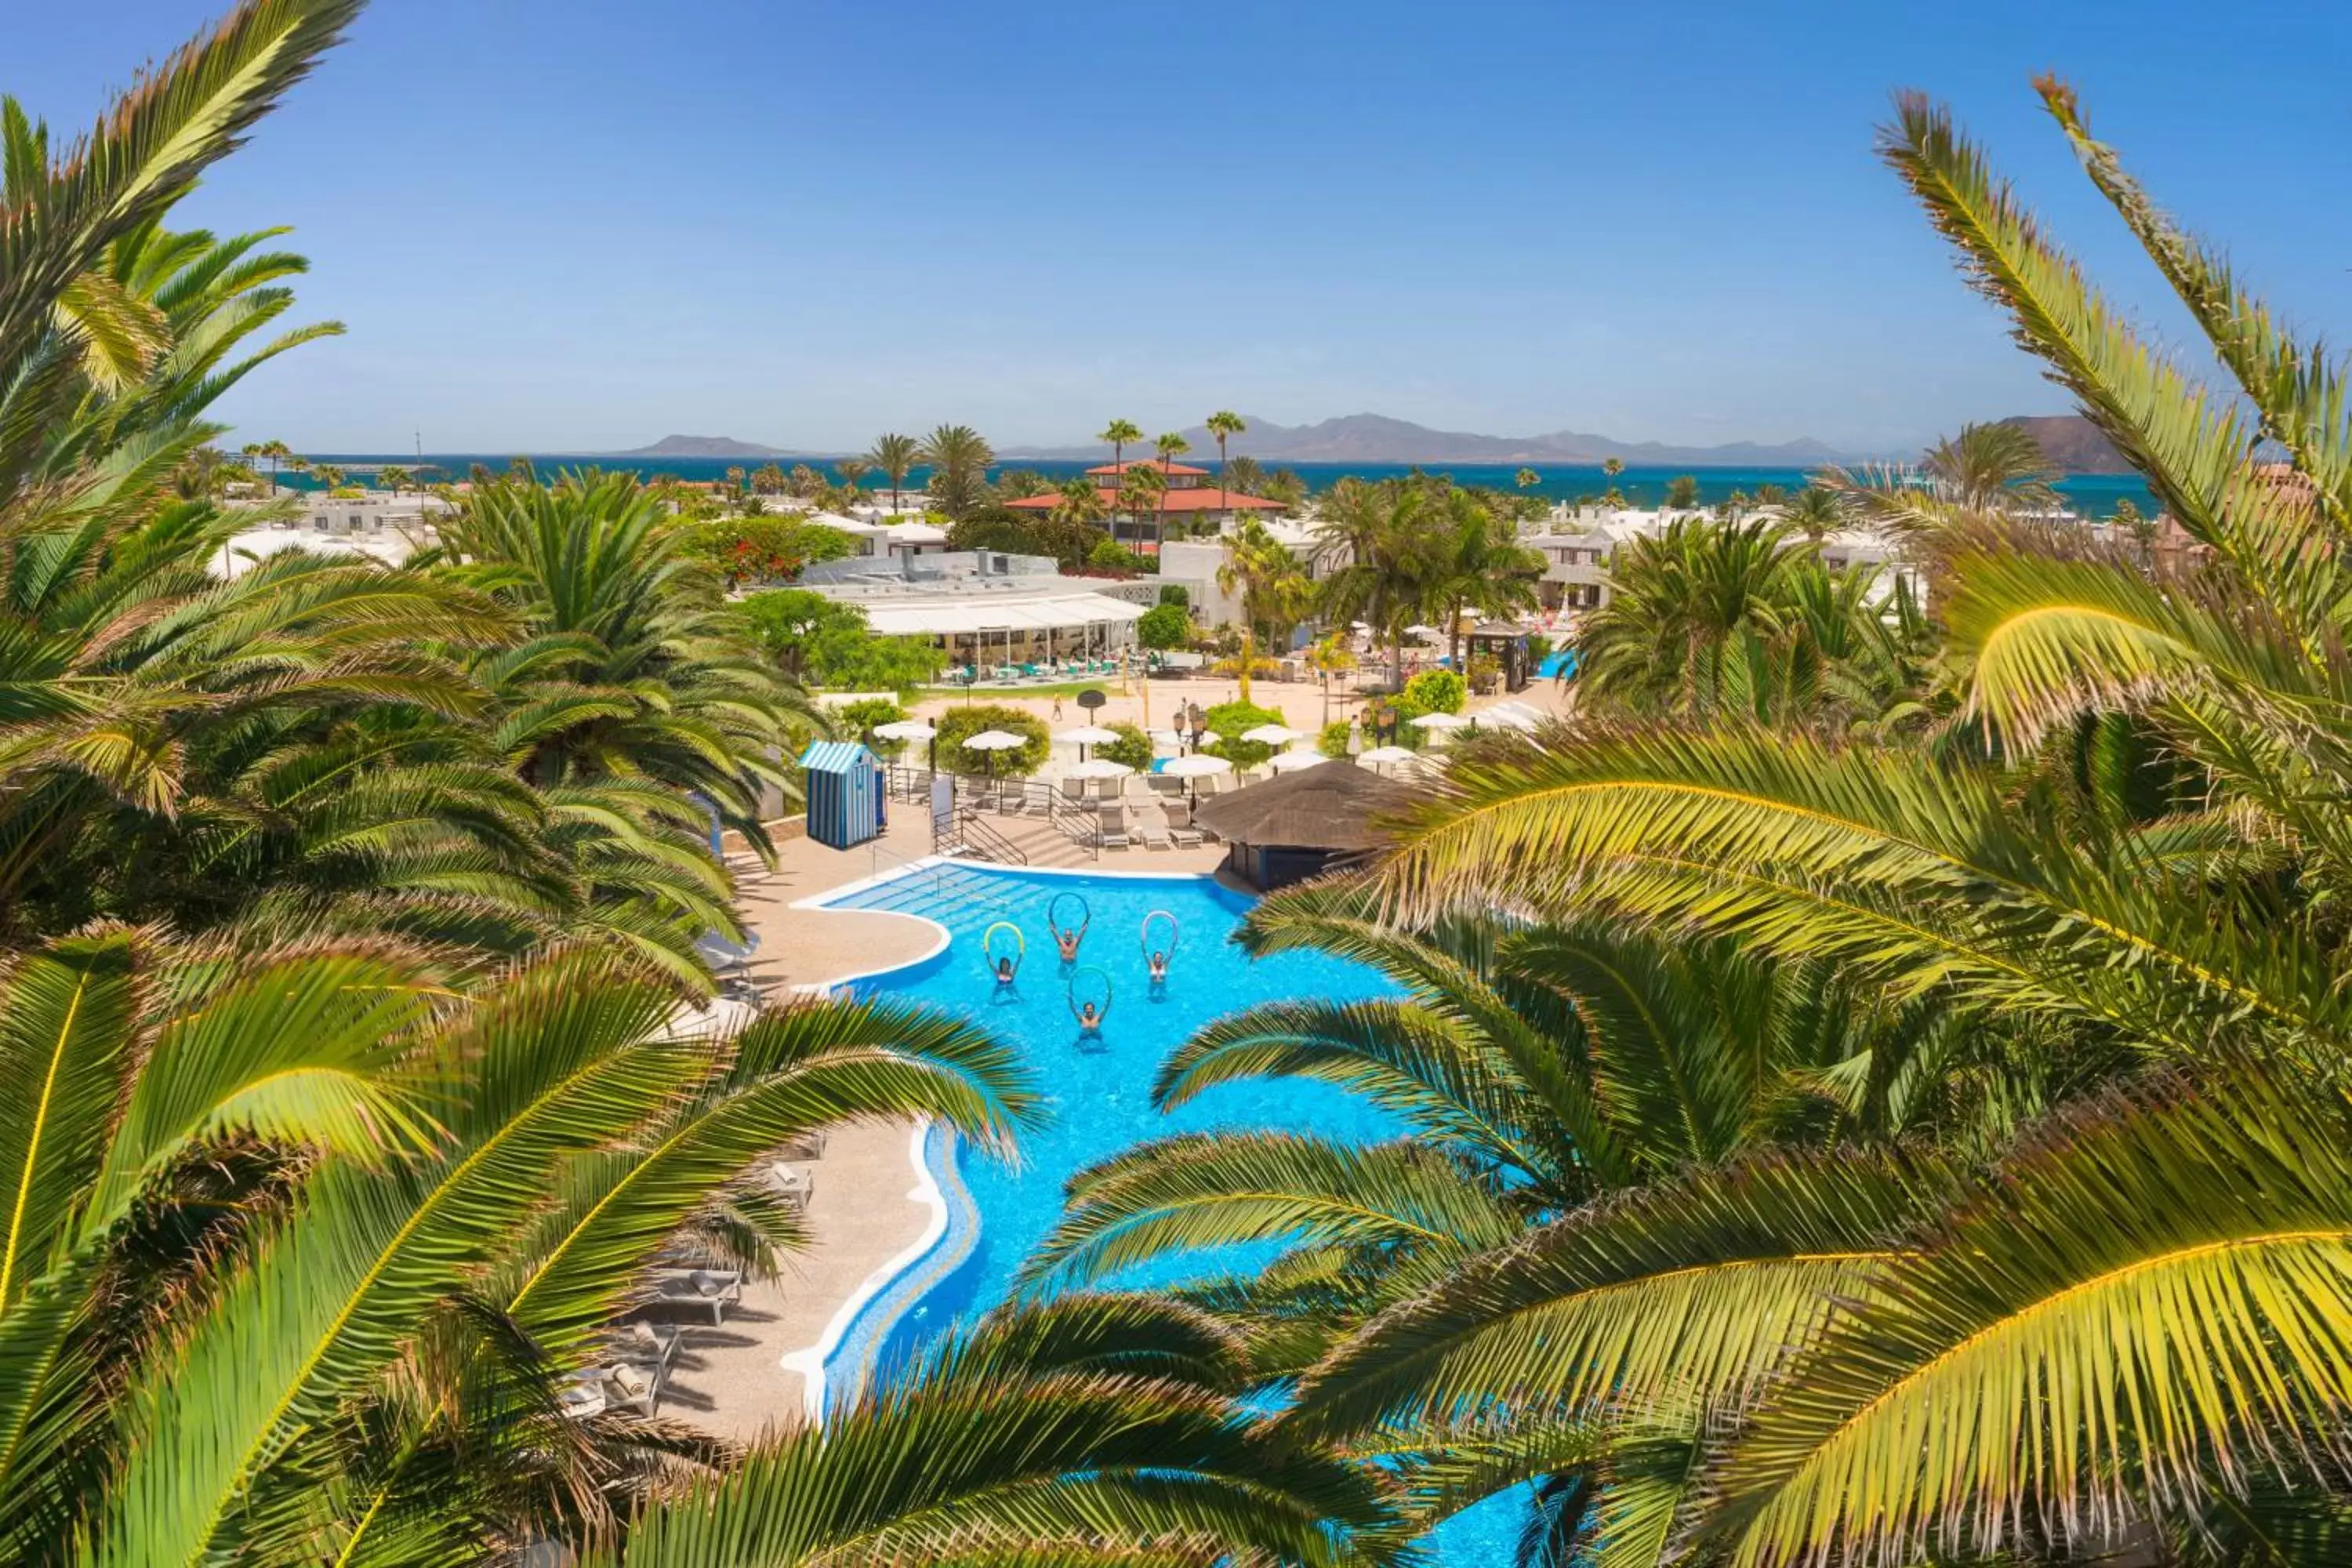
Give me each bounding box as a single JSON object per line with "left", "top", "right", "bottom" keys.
{"left": 1319, "top": 720, "right": 1353, "bottom": 759}
{"left": 1403, "top": 667, "right": 1467, "bottom": 714}
{"left": 1097, "top": 722, "right": 1154, "bottom": 771}
{"left": 1200, "top": 699, "right": 1287, "bottom": 769}
{"left": 933, "top": 703, "right": 1050, "bottom": 777}
{"left": 1156, "top": 583, "right": 1189, "bottom": 608}
{"left": 1137, "top": 602, "right": 1192, "bottom": 650}
{"left": 1526, "top": 631, "right": 1555, "bottom": 666}
{"left": 833, "top": 696, "right": 908, "bottom": 757}
{"left": 1087, "top": 537, "right": 1149, "bottom": 574}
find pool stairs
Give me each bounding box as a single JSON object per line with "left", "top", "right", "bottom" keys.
{"left": 840, "top": 859, "right": 1069, "bottom": 947}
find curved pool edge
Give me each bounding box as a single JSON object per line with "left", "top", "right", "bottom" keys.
{"left": 785, "top": 858, "right": 1240, "bottom": 1417}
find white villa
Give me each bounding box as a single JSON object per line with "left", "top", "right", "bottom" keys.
{"left": 1523, "top": 507, "right": 1905, "bottom": 612}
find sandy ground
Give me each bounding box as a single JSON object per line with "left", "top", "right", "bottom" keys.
{"left": 908, "top": 667, "right": 1579, "bottom": 735}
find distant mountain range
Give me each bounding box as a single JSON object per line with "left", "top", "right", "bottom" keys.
{"left": 998, "top": 412, "right": 1864, "bottom": 467}
{"left": 601, "top": 411, "right": 2131, "bottom": 473}
{"left": 608, "top": 434, "right": 794, "bottom": 459}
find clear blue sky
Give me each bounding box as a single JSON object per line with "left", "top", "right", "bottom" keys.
{"left": 21, "top": 1, "right": 2352, "bottom": 456}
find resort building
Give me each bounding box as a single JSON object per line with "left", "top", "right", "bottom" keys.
{"left": 797, "top": 549, "right": 1149, "bottom": 672}
{"left": 210, "top": 492, "right": 451, "bottom": 578}
{"left": 815, "top": 512, "right": 953, "bottom": 565}
{"left": 1156, "top": 517, "right": 1325, "bottom": 629}
{"left": 1000, "top": 457, "right": 1286, "bottom": 551}
{"left": 1524, "top": 507, "right": 1904, "bottom": 612}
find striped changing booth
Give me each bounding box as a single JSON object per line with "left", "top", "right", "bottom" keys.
{"left": 798, "top": 741, "right": 887, "bottom": 849}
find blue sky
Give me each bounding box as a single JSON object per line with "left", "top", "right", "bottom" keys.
{"left": 22, "top": 1, "right": 2352, "bottom": 456}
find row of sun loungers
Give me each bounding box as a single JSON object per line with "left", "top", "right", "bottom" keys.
{"left": 561, "top": 1130, "right": 828, "bottom": 1419}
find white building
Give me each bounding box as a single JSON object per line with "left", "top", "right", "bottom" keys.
{"left": 1522, "top": 508, "right": 1905, "bottom": 613}
{"left": 210, "top": 494, "right": 450, "bottom": 578}
{"left": 1156, "top": 517, "right": 1325, "bottom": 630}
{"left": 797, "top": 550, "right": 1147, "bottom": 672}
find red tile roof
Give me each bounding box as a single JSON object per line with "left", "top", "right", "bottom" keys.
{"left": 1004, "top": 486, "right": 1286, "bottom": 513}
{"left": 1083, "top": 458, "right": 1210, "bottom": 477}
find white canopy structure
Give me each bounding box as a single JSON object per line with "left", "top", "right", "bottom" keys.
{"left": 855, "top": 592, "right": 1145, "bottom": 640}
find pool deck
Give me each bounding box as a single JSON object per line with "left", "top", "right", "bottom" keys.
{"left": 662, "top": 813, "right": 1223, "bottom": 1441}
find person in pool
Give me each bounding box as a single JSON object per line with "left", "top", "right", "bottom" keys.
{"left": 1054, "top": 924, "right": 1083, "bottom": 964}
{"left": 1147, "top": 949, "right": 1169, "bottom": 985}
{"left": 994, "top": 954, "right": 1018, "bottom": 987}
{"left": 1076, "top": 999, "right": 1102, "bottom": 1035}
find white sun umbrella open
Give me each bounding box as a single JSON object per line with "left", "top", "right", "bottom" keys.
{"left": 1054, "top": 725, "right": 1120, "bottom": 746}
{"left": 1240, "top": 723, "right": 1307, "bottom": 746}
{"left": 1409, "top": 710, "right": 1473, "bottom": 731}
{"left": 872, "top": 720, "right": 936, "bottom": 741}
{"left": 1159, "top": 752, "right": 1232, "bottom": 803}
{"left": 960, "top": 728, "right": 1028, "bottom": 781}
{"left": 1267, "top": 750, "right": 1330, "bottom": 772}
{"left": 1405, "top": 624, "right": 1444, "bottom": 643}
{"left": 1065, "top": 757, "right": 1134, "bottom": 779}
{"left": 1359, "top": 745, "right": 1418, "bottom": 772}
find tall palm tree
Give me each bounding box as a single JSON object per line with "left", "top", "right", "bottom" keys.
{"left": 1206, "top": 409, "right": 1246, "bottom": 514}
{"left": 1282, "top": 81, "right": 2352, "bottom": 1565}
{"left": 1098, "top": 417, "right": 1142, "bottom": 476}
{"left": 1154, "top": 430, "right": 1192, "bottom": 474}
{"left": 864, "top": 431, "right": 920, "bottom": 515}
{"left": 833, "top": 456, "right": 871, "bottom": 495}
{"left": 1601, "top": 455, "right": 1625, "bottom": 506}
{"left": 1778, "top": 481, "right": 1844, "bottom": 542}
{"left": 1051, "top": 474, "right": 1108, "bottom": 528}
{"left": 1116, "top": 463, "right": 1167, "bottom": 553}
{"left": 917, "top": 423, "right": 994, "bottom": 520}
{"left": 1312, "top": 477, "right": 1436, "bottom": 688}
{"left": 1225, "top": 453, "right": 1265, "bottom": 498}
{"left": 1515, "top": 466, "right": 1541, "bottom": 490}
{"left": 1215, "top": 519, "right": 1304, "bottom": 704}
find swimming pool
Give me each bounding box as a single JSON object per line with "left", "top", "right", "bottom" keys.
{"left": 808, "top": 859, "right": 1519, "bottom": 1561}
{"left": 1538, "top": 647, "right": 1579, "bottom": 680}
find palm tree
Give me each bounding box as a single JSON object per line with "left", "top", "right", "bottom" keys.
{"left": 1291, "top": 81, "right": 2352, "bottom": 1564}
{"left": 1425, "top": 491, "right": 1544, "bottom": 669}
{"left": 1215, "top": 519, "right": 1305, "bottom": 704}
{"left": 1779, "top": 481, "right": 1844, "bottom": 542}
{"left": 1098, "top": 417, "right": 1142, "bottom": 476}
{"left": 1305, "top": 631, "right": 1356, "bottom": 726}
{"left": 1922, "top": 419, "right": 2062, "bottom": 509}
{"left": 1226, "top": 453, "right": 1265, "bottom": 497}
{"left": 1051, "top": 474, "right": 1108, "bottom": 527}
{"left": 377, "top": 463, "right": 413, "bottom": 495}
{"left": 863, "top": 431, "right": 920, "bottom": 515}
{"left": 1601, "top": 455, "right": 1625, "bottom": 506}
{"left": 1311, "top": 477, "right": 1436, "bottom": 688}
{"left": 918, "top": 423, "right": 994, "bottom": 520}
{"left": 1514, "top": 466, "right": 1541, "bottom": 490}
{"left": 1206, "top": 409, "right": 1246, "bottom": 513}
{"left": 833, "top": 456, "right": 871, "bottom": 495}
{"left": 1154, "top": 430, "right": 1192, "bottom": 474}
{"left": 724, "top": 464, "right": 747, "bottom": 498}
{"left": 241, "top": 438, "right": 296, "bottom": 494}
{"left": 1115, "top": 463, "right": 1167, "bottom": 553}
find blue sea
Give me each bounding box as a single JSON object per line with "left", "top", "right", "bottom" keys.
{"left": 282, "top": 452, "right": 2157, "bottom": 517}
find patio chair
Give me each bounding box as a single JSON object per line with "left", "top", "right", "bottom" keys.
{"left": 1138, "top": 811, "right": 1172, "bottom": 851}
{"left": 1148, "top": 774, "right": 1183, "bottom": 800}
{"left": 650, "top": 1267, "right": 742, "bottom": 1327}
{"left": 1167, "top": 802, "right": 1204, "bottom": 849}
{"left": 1095, "top": 802, "right": 1131, "bottom": 850}
{"left": 608, "top": 1320, "right": 683, "bottom": 1375}
{"left": 768, "top": 1160, "right": 815, "bottom": 1208}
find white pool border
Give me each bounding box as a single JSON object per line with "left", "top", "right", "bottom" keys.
{"left": 778, "top": 855, "right": 1229, "bottom": 1415}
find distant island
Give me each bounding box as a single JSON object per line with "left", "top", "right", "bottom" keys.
{"left": 1994, "top": 414, "right": 2132, "bottom": 475}
{"left": 1000, "top": 412, "right": 1866, "bottom": 467}
{"left": 608, "top": 434, "right": 793, "bottom": 459}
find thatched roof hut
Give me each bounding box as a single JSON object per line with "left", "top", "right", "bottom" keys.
{"left": 1192, "top": 764, "right": 1418, "bottom": 890}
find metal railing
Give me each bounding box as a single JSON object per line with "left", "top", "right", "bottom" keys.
{"left": 943, "top": 808, "right": 1029, "bottom": 866}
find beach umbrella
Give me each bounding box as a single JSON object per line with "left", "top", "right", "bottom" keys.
{"left": 1405, "top": 624, "right": 1444, "bottom": 643}
{"left": 960, "top": 727, "right": 1026, "bottom": 782}
{"left": 873, "top": 720, "right": 936, "bottom": 741}
{"left": 1149, "top": 728, "right": 1184, "bottom": 754}
{"left": 1477, "top": 703, "right": 1541, "bottom": 730}
{"left": 1065, "top": 755, "right": 1135, "bottom": 800}
{"left": 1358, "top": 745, "right": 1417, "bottom": 774}
{"left": 1160, "top": 752, "right": 1232, "bottom": 804}
{"left": 1053, "top": 723, "right": 1121, "bottom": 762}
{"left": 1240, "top": 723, "right": 1307, "bottom": 746}
{"left": 1267, "top": 750, "right": 1330, "bottom": 772}
{"left": 694, "top": 931, "right": 758, "bottom": 972}
{"left": 1409, "top": 710, "right": 1472, "bottom": 731}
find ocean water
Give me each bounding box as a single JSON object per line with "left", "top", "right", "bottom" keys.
{"left": 813, "top": 861, "right": 1520, "bottom": 1564}
{"left": 283, "top": 452, "right": 2158, "bottom": 517}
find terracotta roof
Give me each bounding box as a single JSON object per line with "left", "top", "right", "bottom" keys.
{"left": 1084, "top": 458, "right": 1210, "bottom": 477}
{"left": 1004, "top": 487, "right": 1285, "bottom": 513}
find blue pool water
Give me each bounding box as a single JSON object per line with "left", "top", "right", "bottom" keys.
{"left": 816, "top": 862, "right": 1519, "bottom": 1563}
{"left": 1538, "top": 648, "right": 1579, "bottom": 680}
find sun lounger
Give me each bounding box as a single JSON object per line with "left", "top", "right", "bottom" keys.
{"left": 607, "top": 1320, "right": 683, "bottom": 1374}
{"left": 601, "top": 1357, "right": 663, "bottom": 1415}
{"left": 1139, "top": 816, "right": 1172, "bottom": 851}
{"left": 777, "top": 1131, "right": 826, "bottom": 1160}
{"left": 1167, "top": 804, "right": 1204, "bottom": 848}
{"left": 1095, "top": 803, "right": 1131, "bottom": 850}
{"left": 768, "top": 1160, "right": 815, "bottom": 1207}
{"left": 650, "top": 1267, "right": 742, "bottom": 1327}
